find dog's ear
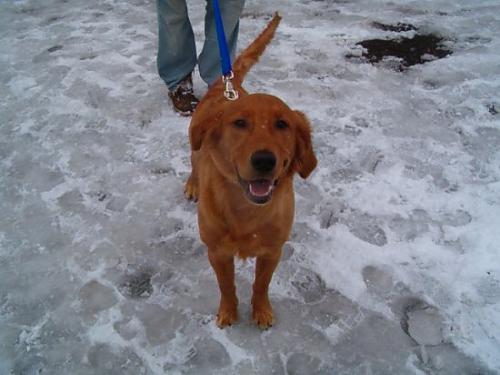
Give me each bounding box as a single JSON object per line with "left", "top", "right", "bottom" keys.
{"left": 189, "top": 111, "right": 223, "bottom": 151}
{"left": 293, "top": 111, "right": 317, "bottom": 179}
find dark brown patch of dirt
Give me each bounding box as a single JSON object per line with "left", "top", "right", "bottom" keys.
{"left": 119, "top": 270, "right": 154, "bottom": 299}
{"left": 347, "top": 22, "right": 452, "bottom": 71}
{"left": 487, "top": 103, "right": 498, "bottom": 115}
{"left": 47, "top": 45, "right": 63, "bottom": 53}
{"left": 355, "top": 34, "right": 452, "bottom": 71}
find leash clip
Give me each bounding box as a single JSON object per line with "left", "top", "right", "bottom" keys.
{"left": 222, "top": 72, "right": 239, "bottom": 101}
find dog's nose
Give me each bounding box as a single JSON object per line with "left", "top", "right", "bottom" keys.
{"left": 251, "top": 150, "right": 276, "bottom": 173}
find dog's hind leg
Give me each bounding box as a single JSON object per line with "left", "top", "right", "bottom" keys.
{"left": 184, "top": 151, "right": 200, "bottom": 201}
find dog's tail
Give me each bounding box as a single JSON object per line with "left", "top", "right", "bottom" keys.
{"left": 232, "top": 13, "right": 281, "bottom": 83}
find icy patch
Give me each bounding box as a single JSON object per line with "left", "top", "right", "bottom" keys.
{"left": 407, "top": 305, "right": 445, "bottom": 346}
{"left": 285, "top": 352, "right": 324, "bottom": 375}
{"left": 184, "top": 337, "right": 231, "bottom": 371}
{"left": 291, "top": 267, "right": 326, "bottom": 303}
{"left": 79, "top": 280, "right": 118, "bottom": 318}
{"left": 2, "top": 0, "right": 500, "bottom": 372}
{"left": 362, "top": 265, "right": 394, "bottom": 298}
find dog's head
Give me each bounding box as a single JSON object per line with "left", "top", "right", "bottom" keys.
{"left": 190, "top": 94, "right": 317, "bottom": 205}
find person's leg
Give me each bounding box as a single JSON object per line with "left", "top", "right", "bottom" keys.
{"left": 198, "top": 0, "right": 245, "bottom": 86}
{"left": 156, "top": 0, "right": 197, "bottom": 91}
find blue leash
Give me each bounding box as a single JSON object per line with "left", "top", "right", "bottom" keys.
{"left": 212, "top": 0, "right": 231, "bottom": 76}
{"left": 211, "top": 0, "right": 239, "bottom": 100}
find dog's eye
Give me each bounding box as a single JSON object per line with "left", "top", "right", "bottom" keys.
{"left": 276, "top": 120, "right": 289, "bottom": 130}
{"left": 234, "top": 119, "right": 247, "bottom": 129}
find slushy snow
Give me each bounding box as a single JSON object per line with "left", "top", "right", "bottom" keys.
{"left": 1, "top": 0, "right": 500, "bottom": 373}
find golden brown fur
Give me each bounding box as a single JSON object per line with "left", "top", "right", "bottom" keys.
{"left": 185, "top": 14, "right": 317, "bottom": 328}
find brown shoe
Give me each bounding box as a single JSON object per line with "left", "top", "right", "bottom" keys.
{"left": 168, "top": 74, "right": 199, "bottom": 116}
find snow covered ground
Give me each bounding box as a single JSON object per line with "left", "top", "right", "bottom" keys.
{"left": 1, "top": 0, "right": 500, "bottom": 373}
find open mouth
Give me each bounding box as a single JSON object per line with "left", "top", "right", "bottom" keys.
{"left": 239, "top": 177, "right": 277, "bottom": 205}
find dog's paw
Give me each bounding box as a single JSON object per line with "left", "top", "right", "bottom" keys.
{"left": 216, "top": 305, "right": 238, "bottom": 328}
{"left": 252, "top": 298, "right": 275, "bottom": 329}
{"left": 184, "top": 175, "right": 198, "bottom": 202}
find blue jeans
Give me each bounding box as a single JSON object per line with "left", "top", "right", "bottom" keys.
{"left": 156, "top": 0, "right": 245, "bottom": 91}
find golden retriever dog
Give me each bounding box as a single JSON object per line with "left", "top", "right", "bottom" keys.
{"left": 184, "top": 14, "right": 317, "bottom": 328}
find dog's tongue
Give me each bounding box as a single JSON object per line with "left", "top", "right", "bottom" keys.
{"left": 249, "top": 179, "right": 273, "bottom": 197}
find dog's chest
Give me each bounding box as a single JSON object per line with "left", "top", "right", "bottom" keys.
{"left": 220, "top": 213, "right": 291, "bottom": 257}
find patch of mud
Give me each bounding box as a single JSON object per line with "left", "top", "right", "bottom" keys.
{"left": 118, "top": 267, "right": 154, "bottom": 299}
{"left": 47, "top": 45, "right": 63, "bottom": 53}
{"left": 348, "top": 23, "right": 452, "bottom": 71}
{"left": 487, "top": 103, "right": 498, "bottom": 115}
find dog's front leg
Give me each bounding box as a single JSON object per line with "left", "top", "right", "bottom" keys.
{"left": 252, "top": 249, "right": 282, "bottom": 329}
{"left": 208, "top": 250, "right": 238, "bottom": 328}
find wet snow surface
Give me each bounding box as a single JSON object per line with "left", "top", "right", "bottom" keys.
{"left": 1, "top": 0, "right": 500, "bottom": 373}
